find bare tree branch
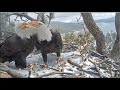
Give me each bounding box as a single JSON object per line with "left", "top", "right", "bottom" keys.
{"left": 7, "top": 13, "right": 36, "bottom": 21}
{"left": 88, "top": 59, "right": 105, "bottom": 78}
{"left": 94, "top": 63, "right": 104, "bottom": 78}
{"left": 76, "top": 14, "right": 82, "bottom": 24}
{"left": 47, "top": 12, "right": 54, "bottom": 27}
{"left": 36, "top": 12, "right": 45, "bottom": 21}
{"left": 48, "top": 67, "right": 60, "bottom": 71}
{"left": 67, "top": 59, "right": 83, "bottom": 68}
{"left": 39, "top": 72, "right": 76, "bottom": 78}
{"left": 0, "top": 63, "right": 27, "bottom": 78}
{"left": 67, "top": 59, "right": 98, "bottom": 76}
{"left": 89, "top": 49, "right": 107, "bottom": 59}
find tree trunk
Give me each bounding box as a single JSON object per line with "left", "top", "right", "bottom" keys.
{"left": 81, "top": 13, "right": 106, "bottom": 55}
{"left": 0, "top": 13, "right": 2, "bottom": 39}
{"left": 110, "top": 13, "right": 120, "bottom": 60}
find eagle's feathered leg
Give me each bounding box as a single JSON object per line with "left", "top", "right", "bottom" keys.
{"left": 40, "top": 53, "right": 48, "bottom": 68}
{"left": 56, "top": 51, "right": 62, "bottom": 64}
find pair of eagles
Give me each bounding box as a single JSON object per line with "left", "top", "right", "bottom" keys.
{"left": 0, "top": 21, "right": 62, "bottom": 69}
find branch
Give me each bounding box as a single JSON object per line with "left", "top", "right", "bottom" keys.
{"left": 0, "top": 38, "right": 5, "bottom": 41}
{"left": 106, "top": 42, "right": 113, "bottom": 50}
{"left": 76, "top": 14, "right": 82, "bottom": 23}
{"left": 36, "top": 12, "right": 45, "bottom": 21}
{"left": 97, "top": 58, "right": 119, "bottom": 70}
{"left": 27, "top": 63, "right": 40, "bottom": 77}
{"left": 88, "top": 59, "right": 104, "bottom": 78}
{"left": 0, "top": 63, "right": 27, "bottom": 78}
{"left": 67, "top": 59, "right": 83, "bottom": 68}
{"left": 77, "top": 68, "right": 100, "bottom": 76}
{"left": 47, "top": 19, "right": 51, "bottom": 27}
{"left": 7, "top": 13, "right": 36, "bottom": 21}
{"left": 89, "top": 49, "right": 107, "bottom": 59}
{"left": 48, "top": 67, "right": 60, "bottom": 71}
{"left": 83, "top": 54, "right": 90, "bottom": 61}
{"left": 28, "top": 70, "right": 32, "bottom": 78}
{"left": 39, "top": 72, "right": 76, "bottom": 78}
{"left": 67, "top": 59, "right": 100, "bottom": 76}
{"left": 94, "top": 63, "right": 103, "bottom": 78}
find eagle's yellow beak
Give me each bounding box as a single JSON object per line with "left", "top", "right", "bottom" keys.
{"left": 29, "top": 21, "right": 43, "bottom": 27}
{"left": 18, "top": 22, "right": 30, "bottom": 29}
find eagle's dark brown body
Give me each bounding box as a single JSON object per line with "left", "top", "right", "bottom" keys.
{"left": 0, "top": 34, "right": 37, "bottom": 69}
{"left": 35, "top": 31, "right": 63, "bottom": 64}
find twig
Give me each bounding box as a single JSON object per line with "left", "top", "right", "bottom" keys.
{"left": 28, "top": 70, "right": 32, "bottom": 78}
{"left": 67, "top": 59, "right": 83, "bottom": 68}
{"left": 0, "top": 38, "right": 5, "bottom": 41}
{"left": 90, "top": 65, "right": 107, "bottom": 70}
{"left": 94, "top": 63, "right": 103, "bottom": 78}
{"left": 97, "top": 58, "right": 119, "bottom": 69}
{"left": 89, "top": 49, "right": 107, "bottom": 59}
{"left": 88, "top": 58, "right": 96, "bottom": 64}
{"left": 67, "top": 59, "right": 102, "bottom": 77}
{"left": 83, "top": 54, "right": 90, "bottom": 61}
{"left": 106, "top": 42, "right": 113, "bottom": 50}
{"left": 88, "top": 59, "right": 103, "bottom": 78}
{"left": 89, "top": 58, "right": 119, "bottom": 77}
{"left": 98, "top": 58, "right": 109, "bottom": 65}
{"left": 27, "top": 63, "right": 40, "bottom": 77}
{"left": 39, "top": 72, "right": 76, "bottom": 78}
{"left": 77, "top": 68, "right": 100, "bottom": 76}
{"left": 48, "top": 67, "right": 60, "bottom": 71}
{"left": 76, "top": 14, "right": 81, "bottom": 24}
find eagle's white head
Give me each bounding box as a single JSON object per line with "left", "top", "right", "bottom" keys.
{"left": 15, "top": 21, "right": 52, "bottom": 42}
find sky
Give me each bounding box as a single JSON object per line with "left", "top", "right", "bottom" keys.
{"left": 52, "top": 12, "right": 115, "bottom": 23}
{"left": 10, "top": 12, "right": 116, "bottom": 23}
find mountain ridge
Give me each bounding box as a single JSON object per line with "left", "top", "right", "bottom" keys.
{"left": 50, "top": 17, "right": 115, "bottom": 34}
{"left": 95, "top": 17, "right": 115, "bottom": 23}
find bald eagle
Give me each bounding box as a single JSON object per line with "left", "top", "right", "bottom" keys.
{"left": 0, "top": 34, "right": 37, "bottom": 69}
{"left": 35, "top": 30, "right": 63, "bottom": 67}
